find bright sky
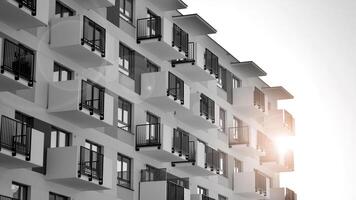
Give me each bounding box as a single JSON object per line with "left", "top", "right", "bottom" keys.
{"left": 182, "top": 0, "right": 356, "bottom": 199}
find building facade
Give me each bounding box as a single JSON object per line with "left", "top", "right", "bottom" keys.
{"left": 0, "top": 0, "right": 297, "bottom": 200}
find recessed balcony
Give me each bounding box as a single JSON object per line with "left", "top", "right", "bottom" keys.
{"left": 191, "top": 194, "right": 215, "bottom": 200}
{"left": 264, "top": 109, "right": 295, "bottom": 137}
{"left": 72, "top": 0, "right": 115, "bottom": 9}
{"left": 136, "top": 17, "right": 188, "bottom": 60}
{"left": 48, "top": 79, "right": 114, "bottom": 128}
{"left": 0, "top": 0, "right": 48, "bottom": 29}
{"left": 135, "top": 123, "right": 188, "bottom": 162}
{"left": 141, "top": 71, "right": 190, "bottom": 112}
{"left": 46, "top": 146, "right": 113, "bottom": 191}
{"left": 175, "top": 93, "right": 217, "bottom": 130}
{"left": 233, "top": 87, "right": 268, "bottom": 118}
{"left": 140, "top": 167, "right": 190, "bottom": 200}
{"left": 270, "top": 188, "right": 297, "bottom": 200}
{"left": 0, "top": 115, "right": 44, "bottom": 169}
{"left": 0, "top": 38, "right": 35, "bottom": 91}
{"left": 50, "top": 15, "right": 114, "bottom": 67}
{"left": 261, "top": 150, "right": 294, "bottom": 172}
{"left": 172, "top": 140, "right": 219, "bottom": 176}
{"left": 171, "top": 42, "right": 216, "bottom": 82}
{"left": 234, "top": 170, "right": 271, "bottom": 199}
{"left": 228, "top": 126, "right": 265, "bottom": 157}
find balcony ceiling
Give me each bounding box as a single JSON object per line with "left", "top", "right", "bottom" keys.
{"left": 262, "top": 86, "right": 294, "bottom": 100}
{"left": 148, "top": 0, "right": 187, "bottom": 11}
{"left": 231, "top": 61, "right": 267, "bottom": 77}
{"left": 173, "top": 14, "right": 217, "bottom": 36}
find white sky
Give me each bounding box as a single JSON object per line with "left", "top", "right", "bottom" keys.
{"left": 182, "top": 0, "right": 356, "bottom": 199}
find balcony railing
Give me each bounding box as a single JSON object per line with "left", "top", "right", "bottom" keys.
{"left": 135, "top": 123, "right": 161, "bottom": 149}
{"left": 1, "top": 39, "right": 35, "bottom": 86}
{"left": 202, "top": 194, "right": 215, "bottom": 200}
{"left": 172, "top": 128, "right": 189, "bottom": 158}
{"left": 254, "top": 87, "right": 265, "bottom": 112}
{"left": 200, "top": 94, "right": 215, "bottom": 123}
{"left": 204, "top": 49, "right": 219, "bottom": 78}
{"left": 16, "top": 0, "right": 37, "bottom": 15}
{"left": 167, "top": 72, "right": 184, "bottom": 104}
{"left": 171, "top": 42, "right": 195, "bottom": 66}
{"left": 255, "top": 171, "right": 268, "bottom": 196}
{"left": 81, "top": 16, "right": 106, "bottom": 57}
{"left": 0, "top": 194, "right": 17, "bottom": 200}
{"left": 78, "top": 146, "right": 104, "bottom": 184}
{"left": 79, "top": 80, "right": 105, "bottom": 120}
{"left": 205, "top": 146, "right": 219, "bottom": 172}
{"left": 140, "top": 167, "right": 189, "bottom": 189}
{"left": 172, "top": 24, "right": 189, "bottom": 56}
{"left": 0, "top": 115, "right": 31, "bottom": 160}
{"left": 229, "top": 126, "right": 250, "bottom": 146}
{"left": 137, "top": 17, "right": 162, "bottom": 42}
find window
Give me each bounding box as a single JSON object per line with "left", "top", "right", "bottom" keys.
{"left": 218, "top": 195, "right": 227, "bottom": 200}
{"left": 232, "top": 76, "right": 241, "bottom": 88}
{"left": 147, "top": 61, "right": 159, "bottom": 72}
{"left": 55, "top": 1, "right": 75, "bottom": 18}
{"left": 119, "top": 44, "right": 134, "bottom": 77}
{"left": 50, "top": 127, "right": 70, "bottom": 148}
{"left": 85, "top": 140, "right": 102, "bottom": 154}
{"left": 197, "top": 186, "right": 208, "bottom": 196}
{"left": 118, "top": 97, "right": 132, "bottom": 132}
{"left": 232, "top": 117, "right": 243, "bottom": 138}
{"left": 219, "top": 151, "right": 227, "bottom": 177}
{"left": 15, "top": 111, "right": 33, "bottom": 127}
{"left": 117, "top": 153, "right": 132, "bottom": 188}
{"left": 119, "top": 0, "right": 133, "bottom": 22}
{"left": 53, "top": 63, "right": 73, "bottom": 82}
{"left": 234, "top": 159, "right": 243, "bottom": 173}
{"left": 219, "top": 108, "right": 226, "bottom": 133}
{"left": 11, "top": 182, "right": 28, "bottom": 200}
{"left": 217, "top": 66, "right": 226, "bottom": 90}
{"left": 49, "top": 192, "right": 69, "bottom": 200}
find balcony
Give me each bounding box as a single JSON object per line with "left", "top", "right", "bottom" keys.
{"left": 0, "top": 194, "right": 17, "bottom": 200}
{"left": 146, "top": 0, "right": 187, "bottom": 11}
{"left": 48, "top": 79, "right": 114, "bottom": 128}
{"left": 135, "top": 123, "right": 188, "bottom": 162}
{"left": 0, "top": 0, "right": 48, "bottom": 29}
{"left": 141, "top": 71, "right": 190, "bottom": 112}
{"left": 234, "top": 170, "right": 270, "bottom": 199}
{"left": 175, "top": 93, "right": 217, "bottom": 130}
{"left": 228, "top": 127, "right": 265, "bottom": 157}
{"left": 137, "top": 17, "right": 188, "bottom": 60}
{"left": 0, "top": 115, "right": 44, "bottom": 169}
{"left": 46, "top": 146, "right": 112, "bottom": 191}
{"left": 72, "top": 0, "right": 115, "bottom": 9}
{"left": 270, "top": 188, "right": 297, "bottom": 200}
{"left": 261, "top": 150, "right": 294, "bottom": 172}
{"left": 50, "top": 15, "right": 114, "bottom": 67}
{"left": 171, "top": 42, "right": 216, "bottom": 82}
{"left": 231, "top": 61, "right": 266, "bottom": 78}
{"left": 191, "top": 194, "right": 215, "bottom": 200}
{"left": 264, "top": 109, "right": 295, "bottom": 137}
{"left": 140, "top": 167, "right": 190, "bottom": 200}
{"left": 172, "top": 141, "right": 219, "bottom": 176}
{"left": 0, "top": 38, "right": 35, "bottom": 91}
{"left": 233, "top": 87, "right": 268, "bottom": 118}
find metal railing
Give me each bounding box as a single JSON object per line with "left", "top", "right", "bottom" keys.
{"left": 283, "top": 110, "right": 295, "bottom": 132}
{"left": 16, "top": 0, "right": 36, "bottom": 15}
{"left": 228, "top": 126, "right": 250, "bottom": 146}
{"left": 135, "top": 123, "right": 161, "bottom": 148}
{"left": 1, "top": 39, "right": 35, "bottom": 86}
{"left": 0, "top": 116, "right": 31, "bottom": 161}
{"left": 137, "top": 17, "right": 162, "bottom": 42}
{"left": 167, "top": 72, "right": 184, "bottom": 104}
{"left": 140, "top": 167, "right": 189, "bottom": 189}
{"left": 172, "top": 128, "right": 189, "bottom": 158}
{"left": 205, "top": 146, "right": 219, "bottom": 171}
{"left": 0, "top": 194, "right": 17, "bottom": 200}
{"left": 82, "top": 16, "right": 106, "bottom": 57}
{"left": 200, "top": 94, "right": 215, "bottom": 123}
{"left": 78, "top": 146, "right": 104, "bottom": 184}
{"left": 204, "top": 49, "right": 219, "bottom": 78}
{"left": 171, "top": 42, "right": 195, "bottom": 66}
{"left": 79, "top": 80, "right": 105, "bottom": 120}
{"left": 172, "top": 24, "right": 189, "bottom": 56}
{"left": 255, "top": 171, "right": 268, "bottom": 196}
{"left": 254, "top": 87, "right": 265, "bottom": 112}
{"left": 202, "top": 194, "right": 215, "bottom": 200}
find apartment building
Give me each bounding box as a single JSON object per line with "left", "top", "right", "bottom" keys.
{"left": 0, "top": 0, "right": 297, "bottom": 200}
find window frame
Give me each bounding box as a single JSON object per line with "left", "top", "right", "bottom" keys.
{"left": 50, "top": 127, "right": 71, "bottom": 148}
{"left": 119, "top": 0, "right": 133, "bottom": 23}
{"left": 53, "top": 62, "right": 73, "bottom": 82}
{"left": 234, "top": 158, "right": 243, "bottom": 173}
{"left": 11, "top": 182, "right": 28, "bottom": 200}
{"left": 117, "top": 96, "right": 132, "bottom": 132}
{"left": 49, "top": 192, "right": 70, "bottom": 200}
{"left": 217, "top": 66, "right": 226, "bottom": 90}
{"left": 197, "top": 186, "right": 208, "bottom": 196}
{"left": 219, "top": 151, "right": 228, "bottom": 177}
{"left": 55, "top": 1, "right": 75, "bottom": 18}
{"left": 232, "top": 75, "right": 241, "bottom": 88}
{"left": 117, "top": 153, "right": 132, "bottom": 189}
{"left": 218, "top": 194, "right": 228, "bottom": 200}
{"left": 119, "top": 43, "right": 134, "bottom": 78}
{"left": 147, "top": 60, "right": 159, "bottom": 72}
{"left": 219, "top": 108, "right": 226, "bottom": 133}
{"left": 85, "top": 140, "right": 102, "bottom": 154}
